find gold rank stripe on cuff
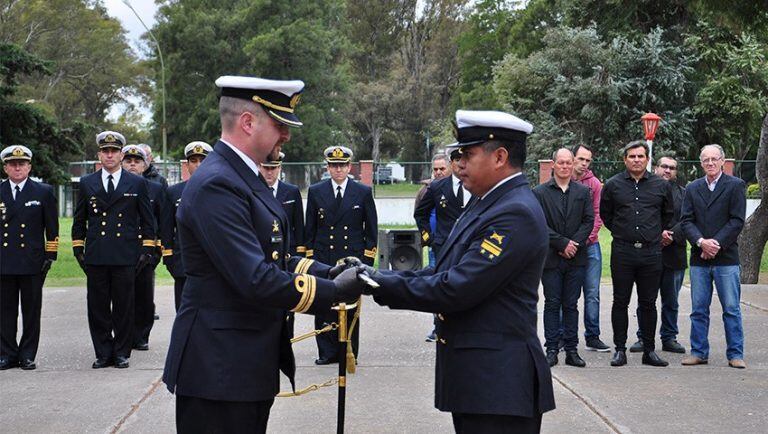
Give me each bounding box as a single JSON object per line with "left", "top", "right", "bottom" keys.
{"left": 155, "top": 240, "right": 162, "bottom": 247}
{"left": 364, "top": 248, "right": 377, "bottom": 258}
{"left": 45, "top": 241, "right": 59, "bottom": 252}
{"left": 294, "top": 258, "right": 315, "bottom": 274}
{"left": 291, "top": 274, "right": 317, "bottom": 314}
{"left": 72, "top": 240, "right": 85, "bottom": 247}
{"left": 480, "top": 239, "right": 502, "bottom": 256}
{"left": 142, "top": 240, "right": 156, "bottom": 247}
{"left": 305, "top": 249, "right": 314, "bottom": 258}
{"left": 162, "top": 249, "right": 173, "bottom": 257}
{"left": 296, "top": 246, "right": 306, "bottom": 253}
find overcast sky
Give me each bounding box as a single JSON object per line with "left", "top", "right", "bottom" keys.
{"left": 103, "top": 0, "right": 159, "bottom": 57}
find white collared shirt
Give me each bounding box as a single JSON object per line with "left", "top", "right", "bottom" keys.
{"left": 481, "top": 172, "right": 522, "bottom": 200}
{"left": 452, "top": 174, "right": 471, "bottom": 207}
{"left": 269, "top": 180, "right": 279, "bottom": 198}
{"left": 220, "top": 138, "right": 261, "bottom": 178}
{"left": 706, "top": 171, "right": 723, "bottom": 192}
{"left": 101, "top": 168, "right": 122, "bottom": 192}
{"left": 9, "top": 178, "right": 28, "bottom": 200}
{"left": 331, "top": 176, "right": 349, "bottom": 198}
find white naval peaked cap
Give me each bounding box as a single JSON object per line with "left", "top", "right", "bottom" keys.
{"left": 121, "top": 144, "right": 147, "bottom": 161}
{"left": 184, "top": 141, "right": 213, "bottom": 158}
{"left": 1, "top": 145, "right": 33, "bottom": 162}
{"left": 449, "top": 110, "right": 533, "bottom": 148}
{"left": 96, "top": 131, "right": 127, "bottom": 149}
{"left": 215, "top": 76, "right": 305, "bottom": 127}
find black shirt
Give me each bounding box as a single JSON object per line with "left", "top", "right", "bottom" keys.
{"left": 663, "top": 182, "right": 687, "bottom": 270}
{"left": 600, "top": 170, "right": 674, "bottom": 246}
{"left": 533, "top": 179, "right": 594, "bottom": 267}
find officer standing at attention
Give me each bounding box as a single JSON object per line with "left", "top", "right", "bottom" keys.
{"left": 259, "top": 152, "right": 306, "bottom": 256}
{"left": 162, "top": 76, "right": 366, "bottom": 433}
{"left": 120, "top": 144, "right": 163, "bottom": 351}
{"left": 0, "top": 145, "right": 58, "bottom": 371}
{"left": 72, "top": 131, "right": 156, "bottom": 369}
{"left": 363, "top": 110, "right": 556, "bottom": 433}
{"left": 305, "top": 145, "right": 378, "bottom": 365}
{"left": 161, "top": 141, "right": 212, "bottom": 311}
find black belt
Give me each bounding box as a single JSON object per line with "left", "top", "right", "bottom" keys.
{"left": 614, "top": 239, "right": 654, "bottom": 249}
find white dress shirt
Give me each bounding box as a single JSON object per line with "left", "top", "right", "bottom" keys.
{"left": 452, "top": 174, "right": 471, "bottom": 207}
{"left": 9, "top": 178, "right": 28, "bottom": 200}
{"left": 220, "top": 139, "right": 261, "bottom": 178}
{"left": 101, "top": 168, "right": 122, "bottom": 192}
{"left": 331, "top": 177, "right": 349, "bottom": 198}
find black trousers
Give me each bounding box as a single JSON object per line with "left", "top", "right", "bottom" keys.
{"left": 86, "top": 265, "right": 135, "bottom": 359}
{"left": 315, "top": 307, "right": 359, "bottom": 361}
{"left": 610, "top": 243, "right": 662, "bottom": 352}
{"left": 134, "top": 265, "right": 155, "bottom": 345}
{"left": 176, "top": 395, "right": 273, "bottom": 434}
{"left": 0, "top": 274, "right": 44, "bottom": 361}
{"left": 452, "top": 412, "right": 542, "bottom": 434}
{"left": 173, "top": 276, "right": 186, "bottom": 312}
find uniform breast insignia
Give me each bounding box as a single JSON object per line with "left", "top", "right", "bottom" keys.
{"left": 272, "top": 220, "right": 280, "bottom": 233}
{"left": 123, "top": 193, "right": 137, "bottom": 197}
{"left": 282, "top": 199, "right": 295, "bottom": 204}
{"left": 175, "top": 198, "right": 181, "bottom": 207}
{"left": 439, "top": 195, "right": 448, "bottom": 208}
{"left": 25, "top": 200, "right": 41, "bottom": 207}
{"left": 479, "top": 230, "right": 506, "bottom": 261}
{"left": 90, "top": 197, "right": 99, "bottom": 214}
{"left": 0, "top": 202, "right": 5, "bottom": 221}
{"left": 318, "top": 208, "right": 325, "bottom": 220}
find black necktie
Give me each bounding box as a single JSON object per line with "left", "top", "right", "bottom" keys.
{"left": 107, "top": 174, "right": 115, "bottom": 197}
{"left": 270, "top": 186, "right": 276, "bottom": 198}
{"left": 457, "top": 181, "right": 464, "bottom": 208}
{"left": 335, "top": 186, "right": 342, "bottom": 207}
{"left": 13, "top": 185, "right": 20, "bottom": 201}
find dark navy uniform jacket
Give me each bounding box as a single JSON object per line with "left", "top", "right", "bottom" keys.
{"left": 305, "top": 179, "right": 378, "bottom": 266}
{"left": 413, "top": 175, "right": 463, "bottom": 254}
{"left": 72, "top": 169, "right": 156, "bottom": 266}
{"left": 146, "top": 180, "right": 165, "bottom": 256}
{"left": 372, "top": 174, "right": 556, "bottom": 418}
{"left": 161, "top": 181, "right": 186, "bottom": 278}
{"left": 163, "top": 141, "right": 337, "bottom": 402}
{"left": 275, "top": 180, "right": 305, "bottom": 257}
{"left": 0, "top": 179, "right": 58, "bottom": 275}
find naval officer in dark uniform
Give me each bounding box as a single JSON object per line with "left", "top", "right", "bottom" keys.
{"left": 305, "top": 145, "right": 378, "bottom": 364}
{"left": 161, "top": 141, "right": 212, "bottom": 311}
{"left": 121, "top": 144, "right": 164, "bottom": 351}
{"left": 0, "top": 145, "right": 58, "bottom": 371}
{"left": 365, "top": 110, "right": 556, "bottom": 433}
{"left": 72, "top": 131, "right": 156, "bottom": 369}
{"left": 162, "top": 76, "right": 366, "bottom": 433}
{"left": 259, "top": 152, "right": 306, "bottom": 256}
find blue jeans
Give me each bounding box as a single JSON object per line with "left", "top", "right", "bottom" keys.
{"left": 542, "top": 262, "right": 585, "bottom": 352}
{"left": 428, "top": 248, "right": 436, "bottom": 268}
{"left": 636, "top": 267, "right": 685, "bottom": 342}
{"left": 689, "top": 265, "right": 744, "bottom": 360}
{"left": 582, "top": 242, "right": 602, "bottom": 339}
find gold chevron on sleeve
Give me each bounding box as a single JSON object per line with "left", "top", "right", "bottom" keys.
{"left": 294, "top": 258, "right": 315, "bottom": 274}
{"left": 291, "top": 274, "right": 317, "bottom": 314}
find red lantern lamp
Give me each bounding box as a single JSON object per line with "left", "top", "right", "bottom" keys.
{"left": 641, "top": 112, "right": 662, "bottom": 141}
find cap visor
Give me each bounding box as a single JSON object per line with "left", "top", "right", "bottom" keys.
{"left": 267, "top": 110, "right": 303, "bottom": 127}
{"left": 446, "top": 140, "right": 484, "bottom": 148}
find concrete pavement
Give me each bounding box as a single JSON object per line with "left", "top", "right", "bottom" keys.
{"left": 2, "top": 281, "right": 767, "bottom": 433}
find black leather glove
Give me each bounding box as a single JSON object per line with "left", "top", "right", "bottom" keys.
{"left": 75, "top": 253, "right": 87, "bottom": 273}
{"left": 151, "top": 252, "right": 161, "bottom": 269}
{"left": 163, "top": 254, "right": 175, "bottom": 268}
{"left": 135, "top": 253, "right": 153, "bottom": 275}
{"left": 41, "top": 259, "right": 54, "bottom": 276}
{"left": 328, "top": 256, "right": 365, "bottom": 279}
{"left": 332, "top": 266, "right": 366, "bottom": 304}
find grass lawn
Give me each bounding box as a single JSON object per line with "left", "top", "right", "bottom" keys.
{"left": 372, "top": 183, "right": 423, "bottom": 197}
{"left": 44, "top": 219, "right": 768, "bottom": 286}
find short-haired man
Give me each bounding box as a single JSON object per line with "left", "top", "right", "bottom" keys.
{"left": 138, "top": 144, "right": 168, "bottom": 190}
{"left": 72, "top": 131, "right": 156, "bottom": 369}
{"left": 121, "top": 144, "right": 164, "bottom": 351}
{"left": 534, "top": 148, "right": 594, "bottom": 368}
{"left": 600, "top": 140, "right": 673, "bottom": 367}
{"left": 571, "top": 144, "right": 610, "bottom": 352}
{"left": 259, "top": 152, "right": 306, "bottom": 257}
{"left": 629, "top": 156, "right": 687, "bottom": 354}
{"left": 0, "top": 145, "right": 58, "bottom": 370}
{"left": 681, "top": 145, "right": 746, "bottom": 369}
{"left": 366, "top": 110, "right": 556, "bottom": 432}
{"left": 161, "top": 141, "right": 212, "bottom": 311}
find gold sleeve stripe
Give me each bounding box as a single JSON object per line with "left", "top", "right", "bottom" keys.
{"left": 421, "top": 231, "right": 430, "bottom": 241}
{"left": 364, "top": 248, "right": 377, "bottom": 258}
{"left": 155, "top": 240, "right": 162, "bottom": 247}
{"left": 72, "top": 240, "right": 85, "bottom": 247}
{"left": 294, "top": 258, "right": 314, "bottom": 274}
{"left": 296, "top": 246, "right": 306, "bottom": 253}
{"left": 45, "top": 247, "right": 58, "bottom": 252}
{"left": 291, "top": 274, "right": 317, "bottom": 313}
{"left": 305, "top": 249, "right": 314, "bottom": 258}
{"left": 142, "top": 240, "right": 156, "bottom": 247}
{"left": 480, "top": 240, "right": 502, "bottom": 256}
{"left": 162, "top": 249, "right": 173, "bottom": 257}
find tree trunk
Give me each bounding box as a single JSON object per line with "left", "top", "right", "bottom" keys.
{"left": 738, "top": 113, "right": 768, "bottom": 283}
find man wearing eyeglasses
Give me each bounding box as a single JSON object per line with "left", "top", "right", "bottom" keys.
{"left": 681, "top": 145, "right": 746, "bottom": 369}
{"left": 629, "top": 156, "right": 687, "bottom": 354}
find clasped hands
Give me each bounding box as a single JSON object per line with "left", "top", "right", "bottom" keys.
{"left": 699, "top": 238, "right": 720, "bottom": 260}
{"left": 558, "top": 240, "right": 579, "bottom": 259}
{"left": 329, "top": 257, "right": 378, "bottom": 303}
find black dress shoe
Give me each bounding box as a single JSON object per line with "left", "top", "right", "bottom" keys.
{"left": 565, "top": 351, "right": 586, "bottom": 367}
{"left": 19, "top": 359, "right": 36, "bottom": 370}
{"left": 546, "top": 350, "right": 558, "bottom": 367}
{"left": 314, "top": 357, "right": 338, "bottom": 365}
{"left": 114, "top": 356, "right": 130, "bottom": 369}
{"left": 610, "top": 350, "right": 627, "bottom": 367}
{"left": 0, "top": 358, "right": 18, "bottom": 370}
{"left": 642, "top": 351, "right": 669, "bottom": 367}
{"left": 92, "top": 358, "right": 113, "bottom": 369}
{"left": 133, "top": 341, "right": 149, "bottom": 351}
{"left": 662, "top": 340, "right": 686, "bottom": 354}
{"left": 629, "top": 339, "right": 644, "bottom": 353}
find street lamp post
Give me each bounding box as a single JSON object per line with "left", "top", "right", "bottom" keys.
{"left": 641, "top": 112, "right": 661, "bottom": 172}
{"left": 123, "top": 0, "right": 167, "bottom": 161}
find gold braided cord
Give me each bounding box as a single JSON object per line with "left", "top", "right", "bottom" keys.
{"left": 290, "top": 322, "right": 337, "bottom": 344}
{"left": 345, "top": 297, "right": 361, "bottom": 374}
{"left": 276, "top": 377, "right": 338, "bottom": 398}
